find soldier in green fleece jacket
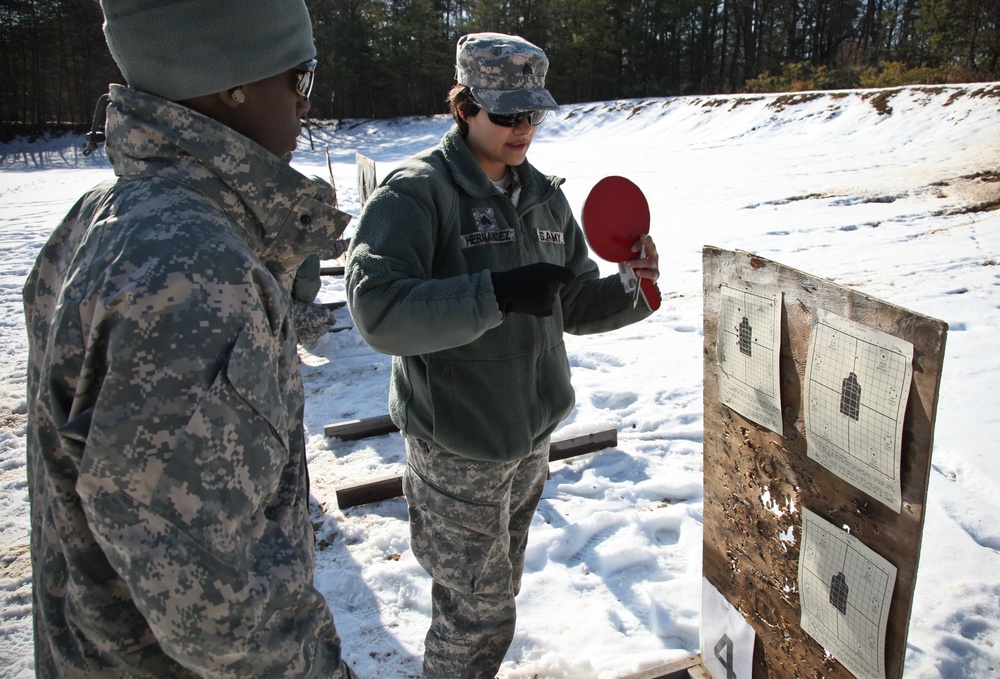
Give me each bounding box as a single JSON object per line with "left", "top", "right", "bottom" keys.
{"left": 345, "top": 32, "right": 661, "bottom": 679}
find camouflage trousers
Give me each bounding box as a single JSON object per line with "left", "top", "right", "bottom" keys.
{"left": 402, "top": 436, "right": 550, "bottom": 679}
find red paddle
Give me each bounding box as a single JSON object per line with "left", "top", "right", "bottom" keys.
{"left": 582, "top": 176, "right": 661, "bottom": 311}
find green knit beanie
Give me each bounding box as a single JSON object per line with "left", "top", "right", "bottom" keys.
{"left": 101, "top": 0, "right": 316, "bottom": 102}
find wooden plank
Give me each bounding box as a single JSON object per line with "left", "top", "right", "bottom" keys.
{"left": 685, "top": 665, "right": 712, "bottom": 679}
{"left": 319, "top": 265, "right": 345, "bottom": 277}
{"left": 337, "top": 476, "right": 403, "bottom": 510}
{"left": 321, "top": 300, "right": 346, "bottom": 310}
{"left": 702, "top": 247, "right": 947, "bottom": 679}
{"left": 550, "top": 427, "right": 617, "bottom": 461}
{"left": 324, "top": 414, "right": 397, "bottom": 440}
{"left": 335, "top": 428, "right": 618, "bottom": 509}
{"left": 614, "top": 654, "right": 705, "bottom": 679}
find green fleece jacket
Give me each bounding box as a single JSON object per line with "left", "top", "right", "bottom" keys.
{"left": 345, "top": 126, "right": 654, "bottom": 462}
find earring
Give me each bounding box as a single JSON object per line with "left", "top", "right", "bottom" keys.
{"left": 230, "top": 88, "right": 245, "bottom": 104}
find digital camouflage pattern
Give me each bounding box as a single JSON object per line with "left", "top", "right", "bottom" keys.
{"left": 23, "top": 84, "right": 354, "bottom": 678}
{"left": 291, "top": 300, "right": 334, "bottom": 346}
{"left": 455, "top": 32, "right": 559, "bottom": 114}
{"left": 402, "top": 435, "right": 550, "bottom": 679}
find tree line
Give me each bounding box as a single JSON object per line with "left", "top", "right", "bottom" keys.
{"left": 3, "top": 0, "right": 998, "bottom": 138}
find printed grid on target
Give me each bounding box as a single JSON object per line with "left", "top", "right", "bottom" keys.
{"left": 801, "top": 514, "right": 894, "bottom": 673}
{"left": 719, "top": 285, "right": 777, "bottom": 397}
{"left": 808, "top": 320, "right": 908, "bottom": 478}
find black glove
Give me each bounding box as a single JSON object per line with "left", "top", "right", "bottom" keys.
{"left": 491, "top": 263, "right": 576, "bottom": 317}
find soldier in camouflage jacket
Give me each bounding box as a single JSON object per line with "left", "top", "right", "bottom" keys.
{"left": 23, "top": 1, "right": 356, "bottom": 677}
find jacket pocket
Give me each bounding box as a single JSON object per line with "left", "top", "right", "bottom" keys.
{"left": 426, "top": 346, "right": 574, "bottom": 461}
{"left": 146, "top": 328, "right": 291, "bottom": 561}
{"left": 225, "top": 328, "right": 289, "bottom": 448}
{"left": 402, "top": 463, "right": 511, "bottom": 597}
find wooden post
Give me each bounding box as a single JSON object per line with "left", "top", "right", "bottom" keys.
{"left": 356, "top": 152, "right": 377, "bottom": 207}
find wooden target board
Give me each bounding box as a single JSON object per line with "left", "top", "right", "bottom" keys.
{"left": 702, "top": 247, "right": 947, "bottom": 679}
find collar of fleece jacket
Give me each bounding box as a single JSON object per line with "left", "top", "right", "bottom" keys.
{"left": 437, "top": 124, "right": 564, "bottom": 205}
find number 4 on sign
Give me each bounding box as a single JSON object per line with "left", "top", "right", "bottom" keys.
{"left": 702, "top": 578, "right": 756, "bottom": 679}
{"left": 714, "top": 635, "right": 736, "bottom": 679}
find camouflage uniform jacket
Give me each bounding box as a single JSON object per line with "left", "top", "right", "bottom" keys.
{"left": 23, "top": 85, "right": 353, "bottom": 678}
{"left": 345, "top": 126, "right": 653, "bottom": 463}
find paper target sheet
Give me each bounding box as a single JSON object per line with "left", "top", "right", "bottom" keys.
{"left": 799, "top": 508, "right": 897, "bottom": 679}
{"left": 717, "top": 279, "right": 783, "bottom": 434}
{"left": 804, "top": 310, "right": 913, "bottom": 512}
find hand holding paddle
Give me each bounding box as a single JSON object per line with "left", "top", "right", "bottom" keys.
{"left": 582, "top": 176, "right": 661, "bottom": 311}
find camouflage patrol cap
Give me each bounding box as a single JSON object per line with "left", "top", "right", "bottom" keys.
{"left": 455, "top": 32, "right": 559, "bottom": 115}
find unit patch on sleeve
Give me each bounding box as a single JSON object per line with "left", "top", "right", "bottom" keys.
{"left": 536, "top": 230, "right": 565, "bottom": 245}
{"left": 461, "top": 208, "right": 516, "bottom": 249}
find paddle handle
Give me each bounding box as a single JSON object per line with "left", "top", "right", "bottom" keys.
{"left": 632, "top": 242, "right": 646, "bottom": 308}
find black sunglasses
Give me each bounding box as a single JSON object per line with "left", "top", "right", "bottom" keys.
{"left": 485, "top": 109, "right": 548, "bottom": 127}
{"left": 295, "top": 58, "right": 317, "bottom": 98}
{"left": 467, "top": 95, "right": 547, "bottom": 127}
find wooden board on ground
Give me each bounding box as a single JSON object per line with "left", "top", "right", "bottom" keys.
{"left": 320, "top": 265, "right": 345, "bottom": 277}
{"left": 324, "top": 414, "right": 397, "bottom": 440}
{"left": 702, "top": 247, "right": 947, "bottom": 679}
{"left": 335, "top": 427, "right": 618, "bottom": 508}
{"left": 615, "top": 654, "right": 709, "bottom": 679}
{"left": 618, "top": 655, "right": 711, "bottom": 679}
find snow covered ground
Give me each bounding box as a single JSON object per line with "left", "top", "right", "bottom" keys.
{"left": 1, "top": 83, "right": 998, "bottom": 678}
